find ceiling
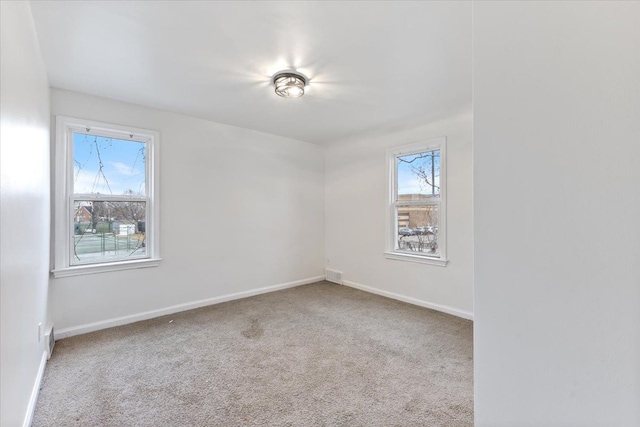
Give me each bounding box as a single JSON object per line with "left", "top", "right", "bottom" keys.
{"left": 30, "top": 1, "right": 471, "bottom": 145}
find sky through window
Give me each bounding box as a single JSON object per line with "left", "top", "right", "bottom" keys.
{"left": 73, "top": 133, "right": 146, "bottom": 195}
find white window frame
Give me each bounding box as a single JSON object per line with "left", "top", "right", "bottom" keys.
{"left": 385, "top": 137, "right": 448, "bottom": 267}
{"left": 52, "top": 116, "right": 160, "bottom": 277}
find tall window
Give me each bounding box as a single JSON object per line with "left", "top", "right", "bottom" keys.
{"left": 53, "top": 116, "right": 160, "bottom": 277}
{"left": 386, "top": 137, "right": 447, "bottom": 266}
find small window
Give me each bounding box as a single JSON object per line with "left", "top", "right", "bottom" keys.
{"left": 386, "top": 137, "right": 447, "bottom": 266}
{"left": 53, "top": 116, "right": 160, "bottom": 277}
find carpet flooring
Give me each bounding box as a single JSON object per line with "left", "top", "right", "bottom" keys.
{"left": 33, "top": 281, "right": 473, "bottom": 426}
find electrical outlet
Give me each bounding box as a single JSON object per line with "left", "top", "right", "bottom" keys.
{"left": 45, "top": 326, "right": 55, "bottom": 360}
{"left": 38, "top": 322, "right": 42, "bottom": 342}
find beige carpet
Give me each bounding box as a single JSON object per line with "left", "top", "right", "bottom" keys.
{"left": 33, "top": 281, "right": 473, "bottom": 426}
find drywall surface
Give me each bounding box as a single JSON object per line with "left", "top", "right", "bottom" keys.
{"left": 324, "top": 111, "right": 473, "bottom": 317}
{"left": 0, "top": 2, "right": 51, "bottom": 426}
{"left": 50, "top": 89, "right": 325, "bottom": 331}
{"left": 30, "top": 1, "right": 472, "bottom": 145}
{"left": 474, "top": 2, "right": 640, "bottom": 426}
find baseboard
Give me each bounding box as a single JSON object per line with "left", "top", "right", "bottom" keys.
{"left": 342, "top": 280, "right": 473, "bottom": 320}
{"left": 56, "top": 275, "right": 325, "bottom": 339}
{"left": 23, "top": 351, "right": 47, "bottom": 427}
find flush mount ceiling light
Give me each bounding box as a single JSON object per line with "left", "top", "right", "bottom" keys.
{"left": 272, "top": 71, "right": 307, "bottom": 98}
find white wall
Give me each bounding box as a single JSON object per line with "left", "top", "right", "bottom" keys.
{"left": 50, "top": 89, "right": 325, "bottom": 333}
{"left": 0, "top": 2, "right": 51, "bottom": 426}
{"left": 325, "top": 110, "right": 473, "bottom": 317}
{"left": 474, "top": 2, "right": 640, "bottom": 426}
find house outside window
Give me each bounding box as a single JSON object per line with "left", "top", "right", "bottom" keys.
{"left": 385, "top": 137, "right": 447, "bottom": 266}
{"left": 53, "top": 116, "right": 160, "bottom": 277}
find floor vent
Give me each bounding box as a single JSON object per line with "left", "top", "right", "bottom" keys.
{"left": 45, "top": 326, "right": 55, "bottom": 360}
{"left": 325, "top": 269, "right": 343, "bottom": 285}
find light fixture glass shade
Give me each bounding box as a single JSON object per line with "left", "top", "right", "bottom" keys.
{"left": 273, "top": 72, "right": 306, "bottom": 98}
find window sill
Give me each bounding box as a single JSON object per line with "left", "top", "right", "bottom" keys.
{"left": 52, "top": 258, "right": 161, "bottom": 278}
{"left": 384, "top": 251, "right": 448, "bottom": 267}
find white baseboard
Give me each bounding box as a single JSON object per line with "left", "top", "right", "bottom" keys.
{"left": 342, "top": 280, "right": 473, "bottom": 320}
{"left": 56, "top": 275, "right": 325, "bottom": 339}
{"left": 23, "top": 351, "right": 47, "bottom": 427}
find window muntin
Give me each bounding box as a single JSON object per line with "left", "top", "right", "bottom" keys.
{"left": 387, "top": 138, "right": 447, "bottom": 265}
{"left": 54, "top": 116, "right": 160, "bottom": 276}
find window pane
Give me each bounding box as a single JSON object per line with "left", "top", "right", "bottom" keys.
{"left": 397, "top": 150, "right": 440, "bottom": 200}
{"left": 73, "top": 133, "right": 146, "bottom": 195}
{"left": 72, "top": 200, "right": 147, "bottom": 264}
{"left": 397, "top": 205, "right": 440, "bottom": 256}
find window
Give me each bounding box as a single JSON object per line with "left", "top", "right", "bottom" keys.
{"left": 53, "top": 116, "right": 160, "bottom": 277}
{"left": 385, "top": 137, "right": 447, "bottom": 266}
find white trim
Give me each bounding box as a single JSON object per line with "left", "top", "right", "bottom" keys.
{"left": 386, "top": 136, "right": 447, "bottom": 264}
{"left": 342, "top": 279, "right": 473, "bottom": 320}
{"left": 52, "top": 258, "right": 161, "bottom": 278}
{"left": 53, "top": 115, "right": 160, "bottom": 276}
{"left": 55, "top": 275, "right": 326, "bottom": 339}
{"left": 23, "top": 351, "right": 47, "bottom": 427}
{"left": 70, "top": 194, "right": 148, "bottom": 202}
{"left": 384, "top": 251, "right": 448, "bottom": 267}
